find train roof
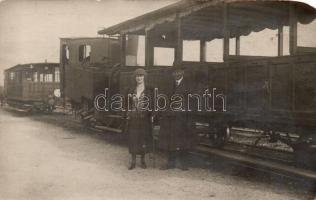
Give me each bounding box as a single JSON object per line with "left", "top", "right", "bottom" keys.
{"left": 5, "top": 63, "right": 59, "bottom": 72}
{"left": 98, "top": 0, "right": 316, "bottom": 41}
{"left": 60, "top": 37, "right": 118, "bottom": 41}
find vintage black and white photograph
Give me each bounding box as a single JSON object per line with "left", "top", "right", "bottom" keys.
{"left": 1, "top": 0, "right": 316, "bottom": 199}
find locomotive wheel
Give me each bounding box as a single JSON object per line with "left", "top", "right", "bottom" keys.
{"left": 80, "top": 98, "right": 92, "bottom": 127}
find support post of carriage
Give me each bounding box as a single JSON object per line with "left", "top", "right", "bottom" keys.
{"left": 289, "top": 4, "right": 297, "bottom": 55}
{"left": 145, "top": 29, "right": 154, "bottom": 67}
{"left": 235, "top": 36, "right": 240, "bottom": 56}
{"left": 120, "top": 33, "right": 126, "bottom": 67}
{"left": 223, "top": 3, "right": 230, "bottom": 62}
{"left": 278, "top": 26, "right": 284, "bottom": 56}
{"left": 175, "top": 13, "right": 183, "bottom": 64}
{"left": 200, "top": 40, "right": 206, "bottom": 62}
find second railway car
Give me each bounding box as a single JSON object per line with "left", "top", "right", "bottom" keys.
{"left": 4, "top": 63, "right": 60, "bottom": 112}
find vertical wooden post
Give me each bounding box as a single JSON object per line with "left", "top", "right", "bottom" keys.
{"left": 120, "top": 33, "right": 126, "bottom": 67}
{"left": 145, "top": 29, "right": 154, "bottom": 67}
{"left": 200, "top": 40, "right": 206, "bottom": 62}
{"left": 278, "top": 26, "right": 284, "bottom": 56}
{"left": 38, "top": 69, "right": 40, "bottom": 82}
{"left": 289, "top": 4, "right": 297, "bottom": 55}
{"left": 236, "top": 36, "right": 240, "bottom": 56}
{"left": 223, "top": 3, "right": 230, "bottom": 61}
{"left": 175, "top": 14, "right": 183, "bottom": 64}
{"left": 52, "top": 67, "right": 55, "bottom": 83}
{"left": 145, "top": 30, "right": 150, "bottom": 67}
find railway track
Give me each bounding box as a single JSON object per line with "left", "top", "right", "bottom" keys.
{"left": 195, "top": 142, "right": 316, "bottom": 181}
{"left": 82, "top": 117, "right": 316, "bottom": 181}
{"left": 5, "top": 106, "right": 316, "bottom": 182}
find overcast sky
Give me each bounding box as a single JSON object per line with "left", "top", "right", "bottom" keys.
{"left": 0, "top": 0, "right": 315, "bottom": 86}
{"left": 0, "top": 0, "right": 176, "bottom": 85}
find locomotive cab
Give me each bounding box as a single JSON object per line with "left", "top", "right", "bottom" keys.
{"left": 60, "top": 36, "right": 139, "bottom": 125}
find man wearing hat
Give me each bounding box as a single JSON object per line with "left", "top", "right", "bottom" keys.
{"left": 159, "top": 63, "right": 195, "bottom": 170}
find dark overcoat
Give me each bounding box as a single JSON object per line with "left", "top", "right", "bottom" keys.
{"left": 125, "top": 87, "right": 153, "bottom": 154}
{"left": 158, "top": 78, "right": 196, "bottom": 151}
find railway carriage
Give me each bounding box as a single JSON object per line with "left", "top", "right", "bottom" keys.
{"left": 62, "top": 0, "right": 316, "bottom": 169}
{"left": 4, "top": 63, "right": 60, "bottom": 112}
{"left": 97, "top": 0, "right": 316, "bottom": 168}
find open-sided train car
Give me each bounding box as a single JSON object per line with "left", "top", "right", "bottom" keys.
{"left": 4, "top": 63, "right": 60, "bottom": 112}
{"left": 96, "top": 0, "right": 316, "bottom": 168}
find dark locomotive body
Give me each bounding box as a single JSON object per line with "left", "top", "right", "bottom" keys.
{"left": 60, "top": 38, "right": 120, "bottom": 109}
{"left": 4, "top": 63, "right": 60, "bottom": 112}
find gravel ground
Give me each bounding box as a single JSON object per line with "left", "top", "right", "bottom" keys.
{"left": 0, "top": 108, "right": 315, "bottom": 200}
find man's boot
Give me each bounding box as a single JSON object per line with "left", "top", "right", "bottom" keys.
{"left": 128, "top": 154, "right": 136, "bottom": 170}
{"left": 178, "top": 151, "right": 188, "bottom": 171}
{"left": 160, "top": 151, "right": 176, "bottom": 170}
{"left": 141, "top": 154, "right": 147, "bottom": 169}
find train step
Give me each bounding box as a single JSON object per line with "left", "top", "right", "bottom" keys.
{"left": 94, "top": 125, "right": 123, "bottom": 133}
{"left": 5, "top": 105, "right": 32, "bottom": 113}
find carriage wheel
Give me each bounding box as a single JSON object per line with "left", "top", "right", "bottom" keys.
{"left": 209, "top": 125, "right": 230, "bottom": 148}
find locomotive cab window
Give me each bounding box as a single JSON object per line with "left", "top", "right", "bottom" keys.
{"left": 79, "top": 45, "right": 91, "bottom": 62}
{"left": 62, "top": 45, "right": 70, "bottom": 63}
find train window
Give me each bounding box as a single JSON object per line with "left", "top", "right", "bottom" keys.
{"left": 205, "top": 39, "right": 223, "bottom": 62}
{"left": 126, "top": 35, "right": 138, "bottom": 66}
{"left": 62, "top": 45, "right": 69, "bottom": 63}
{"left": 54, "top": 68, "right": 60, "bottom": 82}
{"left": 240, "top": 28, "right": 278, "bottom": 56}
{"left": 79, "top": 45, "right": 91, "bottom": 62}
{"left": 298, "top": 20, "right": 316, "bottom": 48}
{"left": 281, "top": 26, "right": 290, "bottom": 56}
{"left": 153, "top": 47, "right": 174, "bottom": 66}
{"left": 229, "top": 38, "right": 236, "bottom": 55}
{"left": 183, "top": 40, "right": 200, "bottom": 61}
{"left": 10, "top": 72, "right": 15, "bottom": 81}
{"left": 33, "top": 72, "right": 38, "bottom": 82}
{"left": 136, "top": 35, "right": 145, "bottom": 66}
{"left": 39, "top": 74, "right": 44, "bottom": 82}
{"left": 25, "top": 71, "right": 32, "bottom": 81}
{"left": 44, "top": 74, "right": 53, "bottom": 82}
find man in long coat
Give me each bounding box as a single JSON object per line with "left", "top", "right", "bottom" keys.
{"left": 159, "top": 64, "right": 196, "bottom": 170}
